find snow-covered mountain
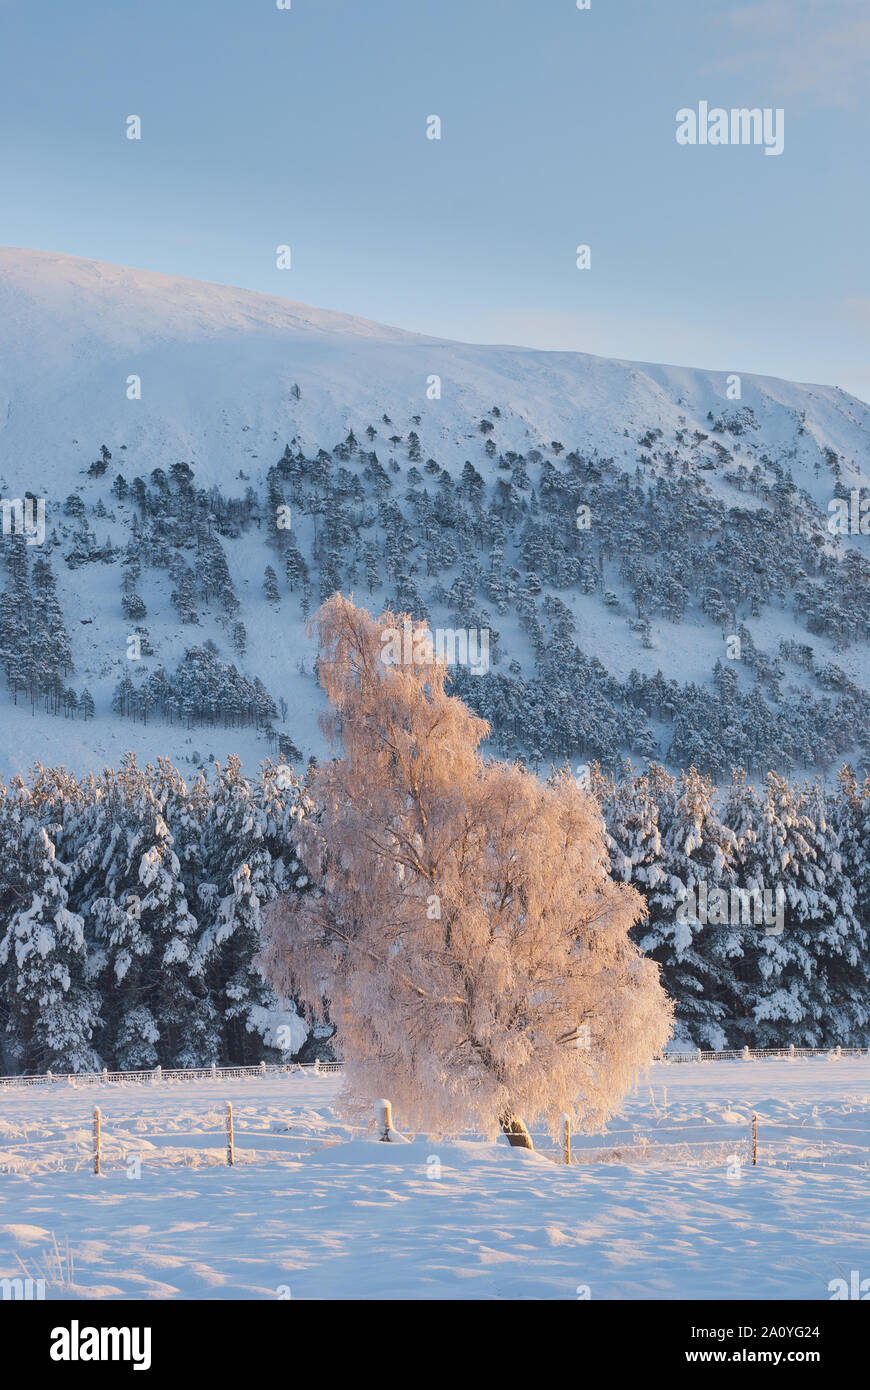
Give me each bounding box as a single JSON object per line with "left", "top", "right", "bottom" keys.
{"left": 0, "top": 247, "right": 868, "bottom": 781}
{"left": 2, "top": 247, "right": 867, "bottom": 492}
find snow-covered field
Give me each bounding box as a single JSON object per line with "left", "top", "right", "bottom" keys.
{"left": 2, "top": 1057, "right": 868, "bottom": 1300}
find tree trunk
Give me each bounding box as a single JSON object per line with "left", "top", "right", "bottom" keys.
{"left": 500, "top": 1112, "right": 534, "bottom": 1149}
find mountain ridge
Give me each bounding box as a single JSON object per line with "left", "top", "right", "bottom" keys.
{"left": 0, "top": 248, "right": 868, "bottom": 785}
{"left": 1, "top": 247, "right": 867, "bottom": 498}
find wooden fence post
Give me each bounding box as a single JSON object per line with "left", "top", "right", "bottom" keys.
{"left": 93, "top": 1106, "right": 101, "bottom": 1176}
{"left": 376, "top": 1099, "right": 393, "bottom": 1141}
{"left": 560, "top": 1114, "right": 571, "bottom": 1165}
{"left": 751, "top": 1112, "right": 757, "bottom": 1167}
{"left": 226, "top": 1102, "right": 234, "bottom": 1166}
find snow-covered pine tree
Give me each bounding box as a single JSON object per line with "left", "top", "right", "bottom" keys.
{"left": 79, "top": 763, "right": 162, "bottom": 1067}
{"left": 198, "top": 862, "right": 272, "bottom": 1064}
{"left": 645, "top": 766, "right": 740, "bottom": 1049}
{"left": 737, "top": 772, "right": 863, "bottom": 1047}
{"left": 834, "top": 766, "right": 870, "bottom": 937}
{"left": 137, "top": 805, "right": 217, "bottom": 1067}
{"left": 803, "top": 776, "right": 869, "bottom": 1044}
{"left": 0, "top": 781, "right": 100, "bottom": 1072}
{"left": 195, "top": 757, "right": 283, "bottom": 1062}
{"left": 76, "top": 758, "right": 214, "bottom": 1067}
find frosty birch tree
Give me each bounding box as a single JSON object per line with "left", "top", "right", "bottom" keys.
{"left": 259, "top": 595, "right": 672, "bottom": 1144}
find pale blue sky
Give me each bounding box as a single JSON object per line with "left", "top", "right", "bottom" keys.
{"left": 1, "top": 0, "right": 867, "bottom": 398}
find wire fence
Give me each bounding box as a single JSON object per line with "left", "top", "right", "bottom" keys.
{"left": 657, "top": 1045, "right": 870, "bottom": 1063}
{"left": 1, "top": 1044, "right": 868, "bottom": 1090}
{"left": 556, "top": 1120, "right": 870, "bottom": 1172}
{"left": 0, "top": 1061, "right": 343, "bottom": 1090}
{"left": 5, "top": 1103, "right": 865, "bottom": 1178}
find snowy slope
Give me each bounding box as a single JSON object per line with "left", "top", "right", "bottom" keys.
{"left": 1, "top": 1058, "right": 869, "bottom": 1300}
{"left": 1, "top": 248, "right": 867, "bottom": 499}
{"left": 0, "top": 248, "right": 868, "bottom": 781}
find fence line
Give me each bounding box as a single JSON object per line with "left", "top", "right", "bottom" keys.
{"left": 16, "top": 1105, "right": 865, "bottom": 1178}
{"left": 0, "top": 1045, "right": 868, "bottom": 1090}
{"left": 656, "top": 1045, "right": 870, "bottom": 1063}
{"left": 0, "top": 1060, "right": 344, "bottom": 1090}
